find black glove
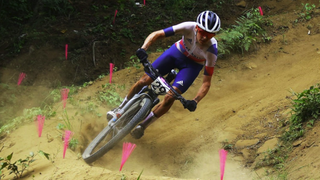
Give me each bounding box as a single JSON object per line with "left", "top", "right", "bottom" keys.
{"left": 136, "top": 48, "right": 148, "bottom": 63}
{"left": 183, "top": 100, "right": 197, "bottom": 112}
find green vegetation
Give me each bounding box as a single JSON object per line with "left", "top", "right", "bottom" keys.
{"left": 253, "top": 84, "right": 320, "bottom": 178}
{"left": 137, "top": 169, "right": 144, "bottom": 180}
{"left": 0, "top": 0, "right": 273, "bottom": 63}
{"left": 120, "top": 169, "right": 143, "bottom": 180}
{"left": 127, "top": 55, "right": 141, "bottom": 69}
{"left": 61, "top": 109, "right": 73, "bottom": 130}
{"left": 98, "top": 83, "right": 124, "bottom": 107}
{"left": 282, "top": 84, "right": 320, "bottom": 142}
{"left": 298, "top": 3, "right": 316, "bottom": 21}
{"left": 0, "top": 85, "right": 79, "bottom": 136}
{"left": 0, "top": 107, "right": 55, "bottom": 135}
{"left": 218, "top": 8, "right": 272, "bottom": 56}
{"left": 2, "top": 1, "right": 320, "bottom": 179}
{"left": 0, "top": 150, "right": 50, "bottom": 179}
{"left": 69, "top": 138, "right": 79, "bottom": 151}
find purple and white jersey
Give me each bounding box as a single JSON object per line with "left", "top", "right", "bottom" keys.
{"left": 163, "top": 21, "right": 218, "bottom": 71}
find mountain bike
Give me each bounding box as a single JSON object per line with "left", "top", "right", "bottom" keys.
{"left": 82, "top": 58, "right": 191, "bottom": 164}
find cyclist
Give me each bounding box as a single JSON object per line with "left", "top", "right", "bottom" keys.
{"left": 109, "top": 10, "right": 220, "bottom": 139}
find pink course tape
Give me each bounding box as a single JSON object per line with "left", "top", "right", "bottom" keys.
{"left": 219, "top": 149, "right": 228, "bottom": 180}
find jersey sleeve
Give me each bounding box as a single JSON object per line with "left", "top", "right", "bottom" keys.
{"left": 163, "top": 21, "right": 196, "bottom": 37}
{"left": 204, "top": 41, "right": 218, "bottom": 76}
{"left": 163, "top": 27, "right": 174, "bottom": 37}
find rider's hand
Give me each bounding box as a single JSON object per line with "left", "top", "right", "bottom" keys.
{"left": 183, "top": 100, "right": 197, "bottom": 112}
{"left": 136, "top": 48, "right": 148, "bottom": 63}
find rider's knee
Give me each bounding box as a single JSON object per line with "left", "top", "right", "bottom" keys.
{"left": 137, "top": 74, "right": 151, "bottom": 87}
{"left": 163, "top": 94, "right": 175, "bottom": 106}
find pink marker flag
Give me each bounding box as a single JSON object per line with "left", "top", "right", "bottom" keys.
{"left": 113, "top": 10, "right": 118, "bottom": 24}
{"left": 109, "top": 63, "right": 114, "bottom": 84}
{"left": 258, "top": 6, "right": 263, "bottom": 16}
{"left": 65, "top": 44, "right": 68, "bottom": 60}
{"left": 119, "top": 142, "right": 136, "bottom": 171}
{"left": 144, "top": 0, "right": 145, "bottom": 5}
{"left": 61, "top": 88, "right": 70, "bottom": 109}
{"left": 63, "top": 130, "right": 73, "bottom": 159}
{"left": 37, "top": 115, "right": 45, "bottom": 137}
{"left": 219, "top": 149, "right": 228, "bottom": 180}
{"left": 17, "top": 72, "right": 26, "bottom": 85}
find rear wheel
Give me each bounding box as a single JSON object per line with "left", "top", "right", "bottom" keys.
{"left": 82, "top": 97, "right": 152, "bottom": 164}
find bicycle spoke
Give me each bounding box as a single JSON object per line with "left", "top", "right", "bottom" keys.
{"left": 82, "top": 97, "right": 152, "bottom": 163}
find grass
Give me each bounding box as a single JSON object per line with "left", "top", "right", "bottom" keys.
{"left": 282, "top": 84, "right": 320, "bottom": 142}
{"left": 0, "top": 150, "right": 50, "bottom": 179}
{"left": 250, "top": 83, "right": 320, "bottom": 178}
{"left": 61, "top": 109, "right": 73, "bottom": 130}
{"left": 0, "top": 106, "right": 56, "bottom": 135}
{"left": 98, "top": 83, "right": 124, "bottom": 107}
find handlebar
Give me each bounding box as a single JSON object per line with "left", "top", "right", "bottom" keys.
{"left": 139, "top": 59, "right": 188, "bottom": 105}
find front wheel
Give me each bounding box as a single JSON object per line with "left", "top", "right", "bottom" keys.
{"left": 82, "top": 97, "right": 152, "bottom": 164}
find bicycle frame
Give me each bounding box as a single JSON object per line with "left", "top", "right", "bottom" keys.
{"left": 82, "top": 58, "right": 189, "bottom": 164}
{"left": 108, "top": 61, "right": 186, "bottom": 125}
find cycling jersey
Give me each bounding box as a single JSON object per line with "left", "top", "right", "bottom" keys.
{"left": 147, "top": 21, "right": 218, "bottom": 93}
{"left": 163, "top": 21, "right": 218, "bottom": 76}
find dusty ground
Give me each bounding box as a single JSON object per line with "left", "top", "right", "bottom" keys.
{"left": 1, "top": 1, "right": 320, "bottom": 180}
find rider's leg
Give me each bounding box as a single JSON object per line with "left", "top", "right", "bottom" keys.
{"left": 127, "top": 74, "right": 153, "bottom": 100}
{"left": 139, "top": 86, "right": 182, "bottom": 129}
{"left": 131, "top": 87, "right": 181, "bottom": 139}
{"left": 107, "top": 74, "right": 153, "bottom": 121}
{"left": 117, "top": 73, "right": 153, "bottom": 109}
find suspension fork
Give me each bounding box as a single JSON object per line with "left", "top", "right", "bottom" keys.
{"left": 109, "top": 86, "right": 159, "bottom": 122}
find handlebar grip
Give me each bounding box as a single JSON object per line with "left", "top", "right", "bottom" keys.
{"left": 179, "top": 98, "right": 187, "bottom": 106}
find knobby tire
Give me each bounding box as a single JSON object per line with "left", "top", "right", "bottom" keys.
{"left": 82, "top": 97, "right": 152, "bottom": 164}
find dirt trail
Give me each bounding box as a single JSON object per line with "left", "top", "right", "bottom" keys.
{"left": 1, "top": 4, "right": 320, "bottom": 180}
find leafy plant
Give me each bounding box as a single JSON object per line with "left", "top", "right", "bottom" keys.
{"left": 221, "top": 139, "right": 234, "bottom": 150}
{"left": 137, "top": 169, "right": 144, "bottom": 180}
{"left": 69, "top": 138, "right": 79, "bottom": 151}
{"left": 98, "top": 91, "right": 123, "bottom": 107}
{"left": 127, "top": 55, "right": 141, "bottom": 69}
{"left": 121, "top": 174, "right": 126, "bottom": 180}
{"left": 0, "top": 151, "right": 50, "bottom": 179}
{"left": 56, "top": 123, "right": 66, "bottom": 130}
{"left": 98, "top": 83, "right": 123, "bottom": 107}
{"left": 298, "top": 3, "right": 316, "bottom": 20}
{"left": 61, "top": 109, "right": 73, "bottom": 130}
{"left": 41, "top": 0, "right": 75, "bottom": 18}
{"left": 282, "top": 84, "right": 320, "bottom": 142}
{"left": 218, "top": 8, "right": 272, "bottom": 56}
{"left": 0, "top": 107, "right": 55, "bottom": 135}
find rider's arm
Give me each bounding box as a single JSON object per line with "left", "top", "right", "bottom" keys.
{"left": 141, "top": 30, "right": 166, "bottom": 50}
{"left": 193, "top": 48, "right": 217, "bottom": 103}
{"left": 193, "top": 75, "right": 212, "bottom": 103}
{"left": 141, "top": 22, "right": 195, "bottom": 50}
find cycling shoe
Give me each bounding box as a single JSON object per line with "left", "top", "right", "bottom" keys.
{"left": 131, "top": 125, "right": 144, "bottom": 139}
{"left": 106, "top": 108, "right": 117, "bottom": 121}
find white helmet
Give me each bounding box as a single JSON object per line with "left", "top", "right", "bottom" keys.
{"left": 196, "top": 10, "right": 221, "bottom": 33}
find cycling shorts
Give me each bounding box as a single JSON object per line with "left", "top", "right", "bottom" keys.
{"left": 146, "top": 44, "right": 203, "bottom": 93}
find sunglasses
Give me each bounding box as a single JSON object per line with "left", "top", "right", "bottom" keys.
{"left": 196, "top": 26, "right": 215, "bottom": 39}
